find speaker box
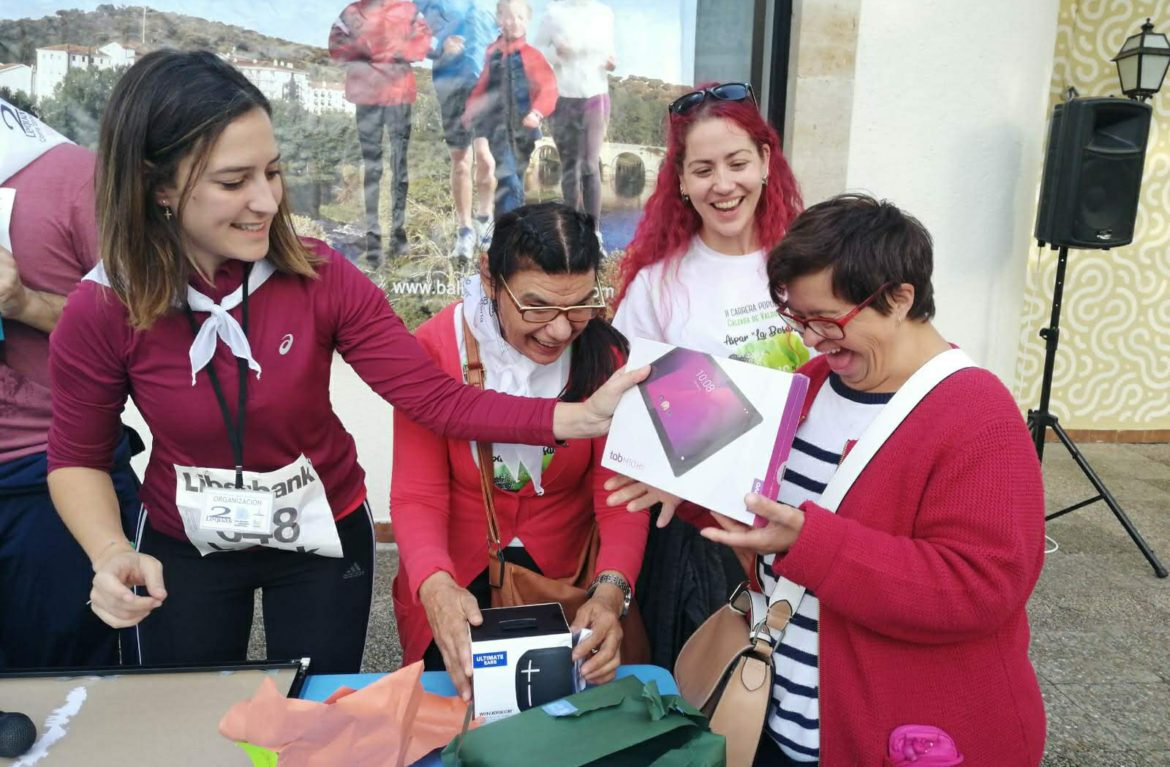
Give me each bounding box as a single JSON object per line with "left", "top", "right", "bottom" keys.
{"left": 1034, "top": 97, "right": 1152, "bottom": 249}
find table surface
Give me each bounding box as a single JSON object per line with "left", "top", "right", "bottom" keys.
{"left": 301, "top": 665, "right": 678, "bottom": 767}
{"left": 0, "top": 665, "right": 303, "bottom": 767}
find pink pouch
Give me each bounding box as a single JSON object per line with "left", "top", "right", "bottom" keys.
{"left": 888, "top": 725, "right": 964, "bottom": 766}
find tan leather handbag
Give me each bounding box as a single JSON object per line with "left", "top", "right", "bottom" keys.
{"left": 463, "top": 315, "right": 649, "bottom": 663}
{"left": 675, "top": 582, "right": 793, "bottom": 767}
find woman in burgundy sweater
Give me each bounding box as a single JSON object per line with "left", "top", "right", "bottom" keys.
{"left": 392, "top": 202, "right": 647, "bottom": 701}
{"left": 45, "top": 50, "right": 641, "bottom": 674}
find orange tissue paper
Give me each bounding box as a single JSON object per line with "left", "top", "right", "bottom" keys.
{"left": 219, "top": 661, "right": 477, "bottom": 766}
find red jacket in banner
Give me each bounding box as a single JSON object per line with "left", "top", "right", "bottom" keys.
{"left": 462, "top": 35, "right": 557, "bottom": 130}
{"left": 390, "top": 302, "right": 647, "bottom": 664}
{"left": 329, "top": 0, "right": 431, "bottom": 105}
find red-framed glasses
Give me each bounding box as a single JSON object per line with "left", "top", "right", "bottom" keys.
{"left": 776, "top": 283, "right": 891, "bottom": 340}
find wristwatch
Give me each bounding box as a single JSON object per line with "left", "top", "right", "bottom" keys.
{"left": 587, "top": 573, "right": 632, "bottom": 618}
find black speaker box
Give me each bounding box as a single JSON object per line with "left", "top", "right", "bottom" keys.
{"left": 1034, "top": 97, "right": 1152, "bottom": 249}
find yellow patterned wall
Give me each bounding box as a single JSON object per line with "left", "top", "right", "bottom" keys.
{"left": 1013, "top": 1, "right": 1170, "bottom": 432}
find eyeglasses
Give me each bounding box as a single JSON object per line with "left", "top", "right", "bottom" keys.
{"left": 500, "top": 279, "right": 607, "bottom": 324}
{"left": 669, "top": 82, "right": 757, "bottom": 115}
{"left": 776, "top": 283, "right": 891, "bottom": 340}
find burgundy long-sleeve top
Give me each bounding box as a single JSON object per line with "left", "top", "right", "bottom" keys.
{"left": 47, "top": 240, "right": 556, "bottom": 541}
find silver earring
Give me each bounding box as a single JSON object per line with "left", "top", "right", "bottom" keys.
{"left": 161, "top": 202, "right": 173, "bottom": 220}
{"left": 680, "top": 190, "right": 690, "bottom": 203}
{"left": 761, "top": 176, "right": 769, "bottom": 186}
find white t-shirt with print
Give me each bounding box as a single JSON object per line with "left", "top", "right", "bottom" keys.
{"left": 612, "top": 235, "right": 809, "bottom": 371}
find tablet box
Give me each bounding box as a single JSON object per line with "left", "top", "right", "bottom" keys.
{"left": 469, "top": 603, "right": 574, "bottom": 723}
{"left": 603, "top": 338, "right": 809, "bottom": 527}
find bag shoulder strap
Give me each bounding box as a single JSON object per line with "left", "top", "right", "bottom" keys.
{"left": 462, "top": 312, "right": 504, "bottom": 556}
{"left": 764, "top": 348, "right": 977, "bottom": 619}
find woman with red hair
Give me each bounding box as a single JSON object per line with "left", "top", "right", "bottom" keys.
{"left": 613, "top": 83, "right": 806, "bottom": 370}
{"left": 610, "top": 83, "right": 809, "bottom": 670}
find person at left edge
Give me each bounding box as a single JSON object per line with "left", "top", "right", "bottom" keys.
{"left": 45, "top": 50, "right": 644, "bottom": 675}
{"left": 0, "top": 101, "right": 139, "bottom": 670}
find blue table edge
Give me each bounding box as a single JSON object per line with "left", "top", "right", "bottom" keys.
{"left": 301, "top": 664, "right": 677, "bottom": 701}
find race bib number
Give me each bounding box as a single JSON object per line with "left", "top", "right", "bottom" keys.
{"left": 174, "top": 454, "right": 343, "bottom": 558}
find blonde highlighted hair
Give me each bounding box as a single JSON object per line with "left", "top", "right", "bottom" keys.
{"left": 96, "top": 49, "right": 320, "bottom": 329}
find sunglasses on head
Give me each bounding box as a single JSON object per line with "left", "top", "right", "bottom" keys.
{"left": 669, "top": 82, "right": 757, "bottom": 115}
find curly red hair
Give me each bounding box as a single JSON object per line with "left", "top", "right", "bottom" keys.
{"left": 614, "top": 93, "right": 802, "bottom": 307}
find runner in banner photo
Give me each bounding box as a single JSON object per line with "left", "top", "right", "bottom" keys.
{"left": 46, "top": 50, "right": 645, "bottom": 674}
{"left": 0, "top": 98, "right": 140, "bottom": 670}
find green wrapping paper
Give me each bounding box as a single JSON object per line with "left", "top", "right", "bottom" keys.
{"left": 442, "top": 676, "right": 725, "bottom": 767}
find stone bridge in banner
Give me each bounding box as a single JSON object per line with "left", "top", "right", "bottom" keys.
{"left": 525, "top": 139, "right": 666, "bottom": 207}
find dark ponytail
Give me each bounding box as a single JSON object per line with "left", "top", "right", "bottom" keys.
{"left": 486, "top": 202, "right": 628, "bottom": 401}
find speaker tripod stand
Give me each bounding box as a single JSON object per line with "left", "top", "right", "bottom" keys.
{"left": 1027, "top": 245, "right": 1167, "bottom": 577}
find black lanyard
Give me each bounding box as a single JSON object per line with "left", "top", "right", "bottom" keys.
{"left": 185, "top": 263, "right": 252, "bottom": 490}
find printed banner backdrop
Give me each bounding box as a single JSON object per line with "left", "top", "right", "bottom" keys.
{"left": 0, "top": 0, "right": 701, "bottom": 327}
{"left": 1013, "top": 1, "right": 1170, "bottom": 432}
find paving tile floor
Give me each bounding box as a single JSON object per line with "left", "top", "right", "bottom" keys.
{"left": 249, "top": 442, "right": 1170, "bottom": 765}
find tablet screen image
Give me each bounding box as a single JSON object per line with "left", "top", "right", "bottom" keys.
{"left": 639, "top": 348, "right": 763, "bottom": 476}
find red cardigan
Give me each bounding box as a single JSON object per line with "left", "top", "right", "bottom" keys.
{"left": 391, "top": 303, "right": 648, "bottom": 663}
{"left": 767, "top": 355, "right": 1047, "bottom": 766}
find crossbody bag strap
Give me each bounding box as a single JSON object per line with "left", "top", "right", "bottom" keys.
{"left": 762, "top": 348, "right": 978, "bottom": 632}
{"left": 462, "top": 313, "right": 506, "bottom": 581}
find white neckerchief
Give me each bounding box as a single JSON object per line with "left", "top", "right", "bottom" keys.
{"left": 461, "top": 276, "right": 570, "bottom": 495}
{"left": 83, "top": 259, "right": 276, "bottom": 385}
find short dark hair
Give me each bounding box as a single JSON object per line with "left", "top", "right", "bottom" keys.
{"left": 486, "top": 201, "right": 628, "bottom": 402}
{"left": 766, "top": 193, "right": 935, "bottom": 321}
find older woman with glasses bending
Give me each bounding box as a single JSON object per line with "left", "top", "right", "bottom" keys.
{"left": 391, "top": 202, "right": 648, "bottom": 701}
{"left": 624, "top": 194, "right": 1047, "bottom": 766}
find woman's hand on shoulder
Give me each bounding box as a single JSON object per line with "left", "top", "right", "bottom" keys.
{"left": 89, "top": 544, "right": 167, "bottom": 629}
{"left": 604, "top": 475, "right": 680, "bottom": 527}
{"left": 701, "top": 494, "right": 805, "bottom": 556}
{"left": 419, "top": 571, "right": 482, "bottom": 701}
{"left": 571, "top": 585, "right": 624, "bottom": 685}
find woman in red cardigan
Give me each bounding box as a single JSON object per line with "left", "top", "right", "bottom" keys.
{"left": 391, "top": 202, "right": 648, "bottom": 701}
{"left": 615, "top": 194, "right": 1046, "bottom": 766}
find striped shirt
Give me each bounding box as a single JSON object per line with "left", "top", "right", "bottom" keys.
{"left": 757, "top": 373, "right": 892, "bottom": 762}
